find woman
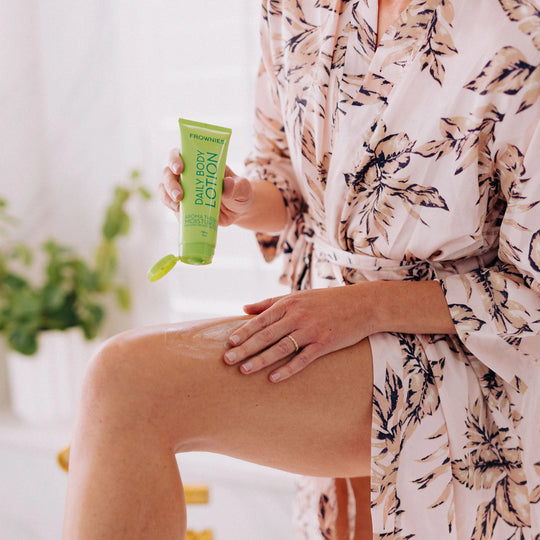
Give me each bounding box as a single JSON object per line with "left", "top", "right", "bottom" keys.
{"left": 63, "top": 0, "right": 540, "bottom": 538}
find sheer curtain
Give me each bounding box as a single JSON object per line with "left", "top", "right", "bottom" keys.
{"left": 0, "top": 0, "right": 287, "bottom": 332}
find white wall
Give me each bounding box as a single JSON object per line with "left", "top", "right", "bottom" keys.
{"left": 0, "top": 0, "right": 47, "bottom": 237}
{"left": 0, "top": 0, "right": 288, "bottom": 335}
{"left": 35, "top": 1, "right": 129, "bottom": 246}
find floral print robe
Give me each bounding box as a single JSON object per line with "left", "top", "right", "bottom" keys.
{"left": 244, "top": 0, "right": 540, "bottom": 538}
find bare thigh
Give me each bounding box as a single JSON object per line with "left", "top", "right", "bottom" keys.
{"left": 87, "top": 315, "right": 373, "bottom": 478}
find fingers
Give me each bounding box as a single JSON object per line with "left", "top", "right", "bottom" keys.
{"left": 221, "top": 176, "right": 236, "bottom": 199}
{"left": 242, "top": 296, "right": 278, "bottom": 315}
{"left": 225, "top": 326, "right": 325, "bottom": 383}
{"left": 224, "top": 165, "right": 236, "bottom": 178}
{"left": 234, "top": 333, "right": 301, "bottom": 375}
{"left": 225, "top": 320, "right": 285, "bottom": 365}
{"left": 269, "top": 344, "right": 322, "bottom": 382}
{"left": 222, "top": 175, "right": 252, "bottom": 203}
{"left": 223, "top": 290, "right": 345, "bottom": 383}
{"left": 159, "top": 148, "right": 184, "bottom": 212}
{"left": 158, "top": 181, "right": 180, "bottom": 212}
{"left": 225, "top": 317, "right": 290, "bottom": 362}
{"left": 224, "top": 325, "right": 303, "bottom": 379}
{"left": 219, "top": 175, "right": 254, "bottom": 226}
{"left": 168, "top": 148, "right": 184, "bottom": 175}
{"left": 231, "top": 177, "right": 252, "bottom": 203}
{"left": 229, "top": 296, "right": 285, "bottom": 343}
{"left": 224, "top": 295, "right": 324, "bottom": 382}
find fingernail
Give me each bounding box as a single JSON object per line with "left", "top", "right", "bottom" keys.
{"left": 224, "top": 351, "right": 237, "bottom": 364}
{"left": 241, "top": 362, "right": 252, "bottom": 373}
{"left": 270, "top": 372, "right": 281, "bottom": 382}
{"left": 230, "top": 335, "right": 241, "bottom": 346}
{"left": 172, "top": 189, "right": 181, "bottom": 201}
{"left": 171, "top": 163, "right": 179, "bottom": 174}
{"left": 169, "top": 200, "right": 179, "bottom": 211}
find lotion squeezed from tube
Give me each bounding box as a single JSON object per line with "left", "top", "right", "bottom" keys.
{"left": 178, "top": 118, "right": 231, "bottom": 265}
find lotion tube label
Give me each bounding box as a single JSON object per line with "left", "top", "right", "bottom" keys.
{"left": 178, "top": 118, "right": 232, "bottom": 265}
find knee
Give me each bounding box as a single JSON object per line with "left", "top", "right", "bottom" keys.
{"left": 78, "top": 329, "right": 163, "bottom": 427}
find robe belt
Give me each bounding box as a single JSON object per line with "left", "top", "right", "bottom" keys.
{"left": 308, "top": 235, "right": 499, "bottom": 279}
{"left": 280, "top": 212, "right": 498, "bottom": 289}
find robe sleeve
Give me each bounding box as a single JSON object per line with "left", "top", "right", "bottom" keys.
{"left": 440, "top": 118, "right": 540, "bottom": 386}
{"left": 243, "top": 23, "right": 304, "bottom": 265}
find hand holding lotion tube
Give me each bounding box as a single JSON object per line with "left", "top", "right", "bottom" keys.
{"left": 178, "top": 118, "right": 232, "bottom": 265}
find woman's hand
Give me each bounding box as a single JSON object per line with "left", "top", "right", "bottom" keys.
{"left": 224, "top": 285, "right": 376, "bottom": 383}
{"left": 158, "top": 148, "right": 253, "bottom": 226}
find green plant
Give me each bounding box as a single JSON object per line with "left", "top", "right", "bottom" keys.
{"left": 0, "top": 170, "right": 151, "bottom": 355}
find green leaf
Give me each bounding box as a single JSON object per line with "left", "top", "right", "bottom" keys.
{"left": 114, "top": 186, "right": 130, "bottom": 204}
{"left": 147, "top": 254, "right": 179, "bottom": 282}
{"left": 8, "top": 323, "right": 39, "bottom": 356}
{"left": 42, "top": 292, "right": 79, "bottom": 331}
{"left": 94, "top": 240, "right": 118, "bottom": 286}
{"left": 73, "top": 260, "right": 100, "bottom": 292}
{"left": 42, "top": 282, "right": 67, "bottom": 311}
{"left": 102, "top": 206, "right": 130, "bottom": 240}
{"left": 79, "top": 302, "right": 105, "bottom": 339}
{"left": 102, "top": 206, "right": 122, "bottom": 239}
{"left": 11, "top": 243, "right": 33, "bottom": 266}
{"left": 118, "top": 212, "right": 130, "bottom": 236}
{"left": 43, "top": 240, "right": 76, "bottom": 284}
{"left": 3, "top": 273, "right": 29, "bottom": 290}
{"left": 11, "top": 288, "right": 41, "bottom": 320}
{"left": 137, "top": 186, "right": 152, "bottom": 200}
{"left": 115, "top": 285, "right": 131, "bottom": 310}
{"left": 43, "top": 239, "right": 70, "bottom": 257}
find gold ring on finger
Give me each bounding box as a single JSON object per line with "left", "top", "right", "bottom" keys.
{"left": 286, "top": 334, "right": 299, "bottom": 353}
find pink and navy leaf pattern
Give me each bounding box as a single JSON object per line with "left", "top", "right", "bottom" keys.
{"left": 244, "top": 0, "right": 540, "bottom": 537}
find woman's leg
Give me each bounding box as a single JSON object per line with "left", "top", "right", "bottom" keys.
{"left": 336, "top": 477, "right": 372, "bottom": 540}
{"left": 62, "top": 316, "right": 373, "bottom": 539}
{"left": 351, "top": 477, "right": 372, "bottom": 539}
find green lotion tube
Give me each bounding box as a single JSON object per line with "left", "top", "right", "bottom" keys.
{"left": 178, "top": 118, "right": 232, "bottom": 265}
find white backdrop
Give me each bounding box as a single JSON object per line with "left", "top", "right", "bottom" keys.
{"left": 0, "top": 0, "right": 288, "bottom": 334}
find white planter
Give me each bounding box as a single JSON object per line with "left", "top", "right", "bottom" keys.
{"left": 6, "top": 328, "right": 100, "bottom": 424}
